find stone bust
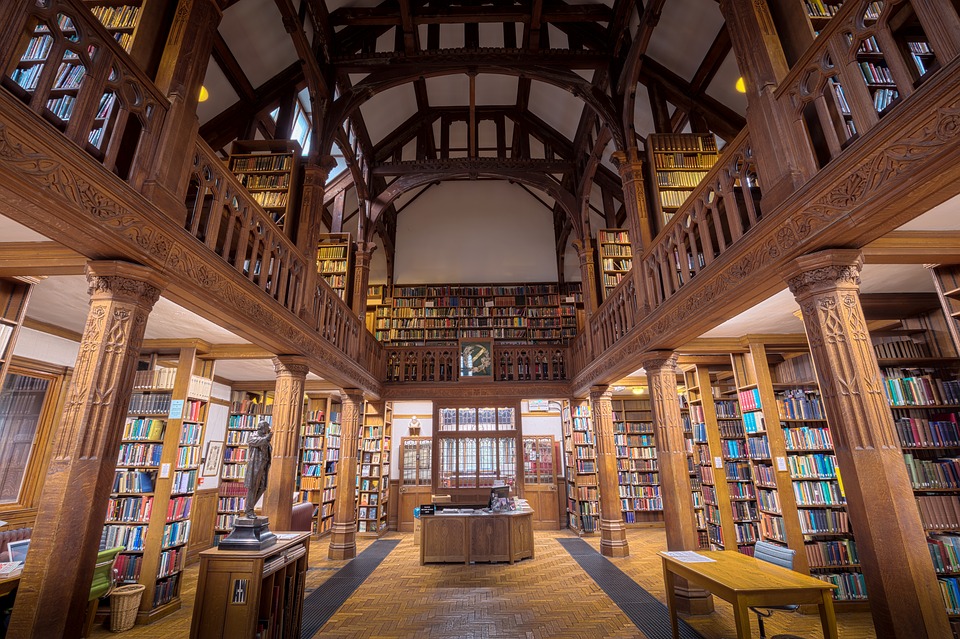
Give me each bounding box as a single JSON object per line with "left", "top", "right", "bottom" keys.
{"left": 244, "top": 419, "right": 272, "bottom": 518}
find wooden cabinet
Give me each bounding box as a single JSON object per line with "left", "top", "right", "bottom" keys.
{"left": 419, "top": 512, "right": 533, "bottom": 565}
{"left": 646, "top": 134, "right": 719, "bottom": 233}
{"left": 190, "top": 532, "right": 310, "bottom": 639}
{"left": 317, "top": 233, "right": 352, "bottom": 301}
{"left": 597, "top": 230, "right": 632, "bottom": 301}
{"left": 228, "top": 140, "right": 301, "bottom": 235}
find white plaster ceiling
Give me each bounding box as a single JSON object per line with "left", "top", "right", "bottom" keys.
{"left": 528, "top": 80, "right": 583, "bottom": 142}
{"left": 706, "top": 52, "right": 748, "bottom": 115}
{"left": 359, "top": 83, "right": 419, "bottom": 144}
{"left": 646, "top": 0, "right": 726, "bottom": 82}
{"left": 219, "top": 1, "right": 298, "bottom": 88}
{"left": 196, "top": 57, "right": 238, "bottom": 126}
{"left": 898, "top": 192, "right": 960, "bottom": 230}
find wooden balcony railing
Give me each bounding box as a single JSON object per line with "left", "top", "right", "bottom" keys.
{"left": 0, "top": 0, "right": 168, "bottom": 191}
{"left": 591, "top": 269, "right": 642, "bottom": 355}
{"left": 384, "top": 345, "right": 569, "bottom": 383}
{"left": 185, "top": 139, "right": 307, "bottom": 315}
{"left": 776, "top": 0, "right": 960, "bottom": 172}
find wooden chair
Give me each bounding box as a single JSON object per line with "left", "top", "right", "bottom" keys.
{"left": 750, "top": 541, "right": 803, "bottom": 639}
{"left": 80, "top": 546, "right": 124, "bottom": 638}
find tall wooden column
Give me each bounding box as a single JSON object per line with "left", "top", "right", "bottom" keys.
{"left": 590, "top": 386, "right": 629, "bottom": 557}
{"left": 783, "top": 250, "right": 950, "bottom": 639}
{"left": 262, "top": 355, "right": 309, "bottom": 531}
{"left": 9, "top": 262, "right": 164, "bottom": 639}
{"left": 351, "top": 241, "right": 377, "bottom": 318}
{"left": 719, "top": 0, "right": 810, "bottom": 207}
{"left": 329, "top": 388, "right": 363, "bottom": 559}
{"left": 610, "top": 151, "right": 652, "bottom": 250}
{"left": 643, "top": 351, "right": 714, "bottom": 614}
{"left": 297, "top": 157, "right": 338, "bottom": 320}
{"left": 142, "top": 0, "right": 221, "bottom": 214}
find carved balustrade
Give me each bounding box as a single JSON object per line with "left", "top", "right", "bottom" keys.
{"left": 639, "top": 130, "right": 760, "bottom": 309}
{"left": 775, "top": 0, "right": 960, "bottom": 172}
{"left": 186, "top": 139, "right": 307, "bottom": 315}
{"left": 590, "top": 271, "right": 642, "bottom": 355}
{"left": 311, "top": 283, "right": 362, "bottom": 359}
{"left": 0, "top": 0, "right": 168, "bottom": 190}
{"left": 383, "top": 345, "right": 568, "bottom": 383}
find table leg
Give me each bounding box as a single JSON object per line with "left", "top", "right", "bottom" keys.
{"left": 733, "top": 598, "right": 752, "bottom": 639}
{"left": 819, "top": 591, "right": 838, "bottom": 639}
{"left": 662, "top": 559, "right": 680, "bottom": 639}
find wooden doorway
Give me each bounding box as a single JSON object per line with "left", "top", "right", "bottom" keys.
{"left": 522, "top": 435, "right": 560, "bottom": 530}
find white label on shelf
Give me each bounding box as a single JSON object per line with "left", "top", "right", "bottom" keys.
{"left": 168, "top": 399, "right": 184, "bottom": 419}
{"left": 714, "top": 456, "right": 722, "bottom": 468}
{"left": 232, "top": 579, "right": 248, "bottom": 604}
{"left": 160, "top": 463, "right": 170, "bottom": 479}
{"left": 776, "top": 456, "right": 787, "bottom": 472}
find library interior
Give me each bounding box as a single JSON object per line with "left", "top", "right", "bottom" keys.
{"left": 0, "top": 0, "right": 959, "bottom": 638}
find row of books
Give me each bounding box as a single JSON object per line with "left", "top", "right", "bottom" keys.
{"left": 117, "top": 443, "right": 162, "bottom": 467}
{"left": 167, "top": 496, "right": 192, "bottom": 522}
{"left": 621, "top": 497, "right": 662, "bottom": 511}
{"left": 172, "top": 470, "right": 196, "bottom": 494}
{"left": 177, "top": 445, "right": 200, "bottom": 468}
{"left": 747, "top": 436, "right": 771, "bottom": 459}
{"left": 161, "top": 521, "right": 191, "bottom": 549}
{"left": 231, "top": 155, "right": 293, "bottom": 172}
{"left": 806, "top": 539, "right": 859, "bottom": 568}
{"left": 788, "top": 453, "right": 838, "bottom": 479}
{"left": 904, "top": 454, "right": 960, "bottom": 490}
{"left": 793, "top": 480, "right": 846, "bottom": 506}
{"left": 883, "top": 373, "right": 960, "bottom": 406}
{"left": 89, "top": 5, "right": 141, "bottom": 29}
{"left": 157, "top": 547, "right": 183, "bottom": 579}
{"left": 784, "top": 426, "right": 833, "bottom": 450}
{"left": 917, "top": 495, "right": 960, "bottom": 530}
{"left": 778, "top": 391, "right": 825, "bottom": 420}
{"left": 928, "top": 533, "right": 960, "bottom": 574}
{"left": 133, "top": 367, "right": 177, "bottom": 390}
{"left": 153, "top": 574, "right": 179, "bottom": 607}
{"left": 719, "top": 419, "right": 747, "bottom": 438}
{"left": 101, "top": 524, "right": 147, "bottom": 552}
{"left": 106, "top": 495, "right": 153, "bottom": 523}
{"left": 112, "top": 470, "right": 155, "bottom": 493}
{"left": 896, "top": 416, "right": 960, "bottom": 448}
{"left": 819, "top": 572, "right": 868, "bottom": 601}
{"left": 731, "top": 500, "right": 758, "bottom": 521}
{"left": 129, "top": 392, "right": 173, "bottom": 415}
{"left": 618, "top": 485, "right": 660, "bottom": 498}
{"left": 124, "top": 418, "right": 165, "bottom": 441}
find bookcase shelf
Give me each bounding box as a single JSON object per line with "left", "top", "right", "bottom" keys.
{"left": 356, "top": 402, "right": 392, "bottom": 537}
{"left": 317, "top": 233, "right": 352, "bottom": 302}
{"left": 598, "top": 230, "right": 632, "bottom": 302}
{"left": 562, "top": 400, "right": 598, "bottom": 535}
{"left": 647, "top": 134, "right": 719, "bottom": 232}
{"left": 610, "top": 396, "right": 662, "bottom": 525}
{"left": 101, "top": 349, "right": 214, "bottom": 622}
{"left": 216, "top": 389, "right": 273, "bottom": 546}
{"left": 386, "top": 282, "right": 580, "bottom": 346}
{"left": 309, "top": 396, "right": 342, "bottom": 536}
{"left": 228, "top": 140, "right": 301, "bottom": 235}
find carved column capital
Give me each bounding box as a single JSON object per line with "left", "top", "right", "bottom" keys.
{"left": 782, "top": 250, "right": 863, "bottom": 299}
{"left": 272, "top": 355, "right": 310, "bottom": 379}
{"left": 354, "top": 242, "right": 377, "bottom": 264}
{"left": 572, "top": 238, "right": 594, "bottom": 263}
{"left": 304, "top": 156, "right": 339, "bottom": 186}
{"left": 588, "top": 385, "right": 612, "bottom": 404}
{"left": 85, "top": 261, "right": 164, "bottom": 307}
{"left": 640, "top": 350, "right": 679, "bottom": 372}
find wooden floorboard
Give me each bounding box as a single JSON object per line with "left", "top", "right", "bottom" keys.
{"left": 87, "top": 528, "right": 878, "bottom": 638}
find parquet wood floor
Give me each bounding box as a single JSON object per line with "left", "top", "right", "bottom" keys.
{"left": 87, "top": 528, "right": 878, "bottom": 638}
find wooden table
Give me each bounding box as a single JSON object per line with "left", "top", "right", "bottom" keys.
{"left": 659, "top": 551, "right": 838, "bottom": 639}
{"left": 0, "top": 569, "right": 21, "bottom": 598}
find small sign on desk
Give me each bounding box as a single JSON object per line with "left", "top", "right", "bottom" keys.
{"left": 419, "top": 504, "right": 435, "bottom": 516}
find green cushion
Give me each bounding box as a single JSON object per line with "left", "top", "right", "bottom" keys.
{"left": 89, "top": 546, "right": 124, "bottom": 601}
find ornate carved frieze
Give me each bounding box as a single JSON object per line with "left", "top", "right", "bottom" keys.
{"left": 0, "top": 97, "right": 379, "bottom": 395}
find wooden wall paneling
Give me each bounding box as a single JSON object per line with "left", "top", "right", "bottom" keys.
{"left": 186, "top": 488, "right": 218, "bottom": 564}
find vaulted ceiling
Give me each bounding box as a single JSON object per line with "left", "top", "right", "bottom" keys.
{"left": 197, "top": 0, "right": 748, "bottom": 283}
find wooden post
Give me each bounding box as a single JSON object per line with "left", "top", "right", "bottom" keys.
{"left": 719, "top": 0, "right": 812, "bottom": 207}
{"left": 328, "top": 389, "right": 363, "bottom": 559}
{"left": 610, "top": 151, "right": 653, "bottom": 251}
{"left": 141, "top": 0, "right": 222, "bottom": 216}
{"left": 590, "top": 386, "right": 629, "bottom": 557}
{"left": 352, "top": 242, "right": 377, "bottom": 319}
{"left": 8, "top": 262, "right": 164, "bottom": 639}
{"left": 297, "top": 158, "right": 339, "bottom": 320}
{"left": 642, "top": 351, "right": 715, "bottom": 613}
{"left": 783, "top": 249, "right": 951, "bottom": 639}
{"left": 262, "top": 355, "right": 309, "bottom": 531}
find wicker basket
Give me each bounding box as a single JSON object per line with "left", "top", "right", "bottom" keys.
{"left": 109, "top": 584, "right": 144, "bottom": 632}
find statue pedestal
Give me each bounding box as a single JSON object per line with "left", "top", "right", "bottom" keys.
{"left": 219, "top": 516, "right": 277, "bottom": 551}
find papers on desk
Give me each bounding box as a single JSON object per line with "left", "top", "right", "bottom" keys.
{"left": 0, "top": 561, "right": 22, "bottom": 577}
{"left": 661, "top": 551, "right": 715, "bottom": 563}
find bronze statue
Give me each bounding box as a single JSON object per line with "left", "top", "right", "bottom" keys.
{"left": 244, "top": 419, "right": 272, "bottom": 518}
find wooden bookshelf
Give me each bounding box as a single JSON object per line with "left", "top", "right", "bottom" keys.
{"left": 561, "top": 400, "right": 598, "bottom": 535}
{"left": 216, "top": 390, "right": 274, "bottom": 546}
{"left": 317, "top": 233, "right": 352, "bottom": 302}
{"left": 315, "top": 396, "right": 342, "bottom": 536}
{"left": 597, "top": 230, "right": 632, "bottom": 301}
{"left": 678, "top": 391, "right": 709, "bottom": 548}
{"left": 610, "top": 395, "right": 662, "bottom": 525}
{"left": 297, "top": 395, "right": 326, "bottom": 509}
{"left": 191, "top": 532, "right": 310, "bottom": 639}
{"left": 101, "top": 349, "right": 215, "bottom": 622}
{"left": 387, "top": 282, "right": 579, "bottom": 345}
{"left": 646, "top": 134, "right": 719, "bottom": 232}
{"left": 365, "top": 284, "right": 390, "bottom": 337}
{"left": 228, "top": 140, "right": 302, "bottom": 234}
{"left": 0, "top": 278, "right": 32, "bottom": 385}
{"left": 357, "top": 401, "right": 392, "bottom": 537}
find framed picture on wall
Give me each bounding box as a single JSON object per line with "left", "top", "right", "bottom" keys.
{"left": 202, "top": 440, "right": 224, "bottom": 477}
{"left": 459, "top": 340, "right": 493, "bottom": 379}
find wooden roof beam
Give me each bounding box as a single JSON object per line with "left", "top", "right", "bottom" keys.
{"left": 330, "top": 4, "right": 613, "bottom": 26}
{"left": 212, "top": 31, "right": 256, "bottom": 103}
{"left": 670, "top": 24, "right": 731, "bottom": 132}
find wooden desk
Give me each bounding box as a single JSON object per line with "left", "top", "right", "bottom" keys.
{"left": 0, "top": 570, "right": 20, "bottom": 597}
{"left": 420, "top": 511, "right": 534, "bottom": 565}
{"left": 660, "top": 551, "right": 838, "bottom": 639}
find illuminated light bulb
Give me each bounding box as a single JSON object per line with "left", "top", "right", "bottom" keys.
{"left": 198, "top": 85, "right": 209, "bottom": 102}
{"left": 735, "top": 77, "right": 746, "bottom": 93}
